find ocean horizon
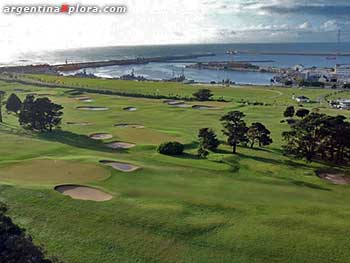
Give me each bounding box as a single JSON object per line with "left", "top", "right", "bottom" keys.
{"left": 7, "top": 42, "right": 350, "bottom": 85}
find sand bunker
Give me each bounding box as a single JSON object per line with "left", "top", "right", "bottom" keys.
{"left": 89, "top": 133, "right": 113, "bottom": 140}
{"left": 192, "top": 105, "right": 220, "bottom": 110}
{"left": 114, "top": 123, "right": 144, "bottom": 129}
{"left": 66, "top": 121, "right": 92, "bottom": 126}
{"left": 76, "top": 106, "right": 109, "bottom": 111}
{"left": 55, "top": 185, "right": 112, "bottom": 201}
{"left": 317, "top": 171, "right": 350, "bottom": 185}
{"left": 100, "top": 160, "right": 140, "bottom": 172}
{"left": 123, "top": 107, "right": 138, "bottom": 111}
{"left": 173, "top": 103, "right": 191, "bottom": 108}
{"left": 166, "top": 100, "right": 185, "bottom": 105}
{"left": 165, "top": 100, "right": 191, "bottom": 108}
{"left": 163, "top": 99, "right": 175, "bottom": 103}
{"left": 75, "top": 96, "right": 93, "bottom": 102}
{"left": 106, "top": 141, "right": 136, "bottom": 149}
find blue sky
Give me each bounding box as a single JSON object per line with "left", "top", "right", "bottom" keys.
{"left": 0, "top": 0, "right": 349, "bottom": 60}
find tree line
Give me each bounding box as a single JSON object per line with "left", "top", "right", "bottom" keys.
{"left": 1, "top": 93, "right": 63, "bottom": 132}
{"left": 197, "top": 111, "right": 273, "bottom": 158}
{"left": 193, "top": 106, "right": 350, "bottom": 166}
{"left": 156, "top": 110, "right": 273, "bottom": 158}
{"left": 282, "top": 105, "right": 350, "bottom": 164}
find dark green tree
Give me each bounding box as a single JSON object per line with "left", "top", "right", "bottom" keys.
{"left": 6, "top": 93, "right": 22, "bottom": 114}
{"left": 296, "top": 108, "right": 310, "bottom": 118}
{"left": 193, "top": 89, "right": 213, "bottom": 101}
{"left": 283, "top": 106, "right": 295, "bottom": 118}
{"left": 282, "top": 113, "right": 326, "bottom": 161}
{"left": 19, "top": 95, "right": 35, "bottom": 129}
{"left": 0, "top": 91, "right": 4, "bottom": 123}
{"left": 282, "top": 113, "right": 350, "bottom": 163}
{"left": 19, "top": 95, "right": 63, "bottom": 132}
{"left": 221, "top": 111, "right": 248, "bottom": 154}
{"left": 197, "top": 147, "right": 209, "bottom": 159}
{"left": 198, "top": 128, "right": 220, "bottom": 150}
{"left": 157, "top": 142, "right": 184, "bottom": 156}
{"left": 197, "top": 128, "right": 220, "bottom": 158}
{"left": 247, "top": 122, "right": 273, "bottom": 148}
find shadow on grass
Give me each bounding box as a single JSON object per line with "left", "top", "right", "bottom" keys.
{"left": 38, "top": 130, "right": 129, "bottom": 154}
{"left": 174, "top": 153, "right": 199, "bottom": 160}
{"left": 235, "top": 153, "right": 331, "bottom": 191}
{"left": 184, "top": 141, "right": 199, "bottom": 150}
{"left": 291, "top": 180, "right": 331, "bottom": 191}
{"left": 237, "top": 152, "right": 313, "bottom": 169}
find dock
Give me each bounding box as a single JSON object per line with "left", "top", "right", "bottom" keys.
{"left": 0, "top": 53, "right": 216, "bottom": 74}
{"left": 236, "top": 50, "right": 350, "bottom": 56}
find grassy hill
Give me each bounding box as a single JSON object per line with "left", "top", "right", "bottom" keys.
{"left": 0, "top": 77, "right": 350, "bottom": 263}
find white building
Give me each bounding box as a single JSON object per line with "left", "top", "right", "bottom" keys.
{"left": 293, "top": 64, "right": 305, "bottom": 72}
{"left": 333, "top": 99, "right": 350, "bottom": 110}
{"left": 335, "top": 64, "right": 350, "bottom": 77}
{"left": 295, "top": 96, "right": 310, "bottom": 103}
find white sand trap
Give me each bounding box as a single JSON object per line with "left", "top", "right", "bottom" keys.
{"left": 163, "top": 99, "right": 176, "bottom": 103}
{"left": 100, "top": 160, "right": 140, "bottom": 172}
{"left": 75, "top": 96, "right": 93, "bottom": 102}
{"left": 166, "top": 100, "right": 184, "bottom": 105}
{"left": 55, "top": 185, "right": 112, "bottom": 202}
{"left": 114, "top": 123, "right": 144, "bottom": 129}
{"left": 173, "top": 103, "right": 191, "bottom": 108}
{"left": 90, "top": 133, "right": 113, "bottom": 140}
{"left": 76, "top": 106, "right": 109, "bottom": 111}
{"left": 66, "top": 121, "right": 92, "bottom": 126}
{"left": 192, "top": 105, "right": 220, "bottom": 110}
{"left": 317, "top": 171, "right": 350, "bottom": 185}
{"left": 165, "top": 100, "right": 191, "bottom": 108}
{"left": 106, "top": 141, "right": 136, "bottom": 149}
{"left": 123, "top": 107, "right": 138, "bottom": 111}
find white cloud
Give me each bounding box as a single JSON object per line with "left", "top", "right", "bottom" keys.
{"left": 321, "top": 20, "right": 339, "bottom": 31}
{"left": 299, "top": 21, "right": 312, "bottom": 30}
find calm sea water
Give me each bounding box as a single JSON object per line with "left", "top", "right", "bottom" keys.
{"left": 14, "top": 43, "right": 350, "bottom": 85}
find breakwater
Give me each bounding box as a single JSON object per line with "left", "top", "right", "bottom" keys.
{"left": 0, "top": 53, "right": 216, "bottom": 74}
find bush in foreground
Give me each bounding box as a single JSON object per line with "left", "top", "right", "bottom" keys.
{"left": 0, "top": 203, "right": 58, "bottom": 263}
{"left": 157, "top": 142, "right": 184, "bottom": 156}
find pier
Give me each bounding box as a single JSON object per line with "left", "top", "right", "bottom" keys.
{"left": 0, "top": 53, "right": 216, "bottom": 74}
{"left": 236, "top": 50, "right": 350, "bottom": 56}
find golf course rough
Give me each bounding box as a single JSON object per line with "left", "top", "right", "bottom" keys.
{"left": 1, "top": 77, "right": 350, "bottom": 263}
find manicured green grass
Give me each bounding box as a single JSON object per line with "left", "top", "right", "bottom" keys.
{"left": 26, "top": 74, "right": 333, "bottom": 105}
{"left": 1, "top": 79, "right": 350, "bottom": 263}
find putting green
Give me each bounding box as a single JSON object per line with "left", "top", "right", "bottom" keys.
{"left": 0, "top": 159, "right": 110, "bottom": 185}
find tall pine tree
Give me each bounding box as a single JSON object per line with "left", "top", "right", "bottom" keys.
{"left": 6, "top": 93, "right": 22, "bottom": 113}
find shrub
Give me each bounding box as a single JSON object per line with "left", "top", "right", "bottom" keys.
{"left": 157, "top": 141, "right": 184, "bottom": 156}
{"left": 193, "top": 89, "right": 213, "bottom": 101}
{"left": 0, "top": 202, "right": 57, "bottom": 263}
